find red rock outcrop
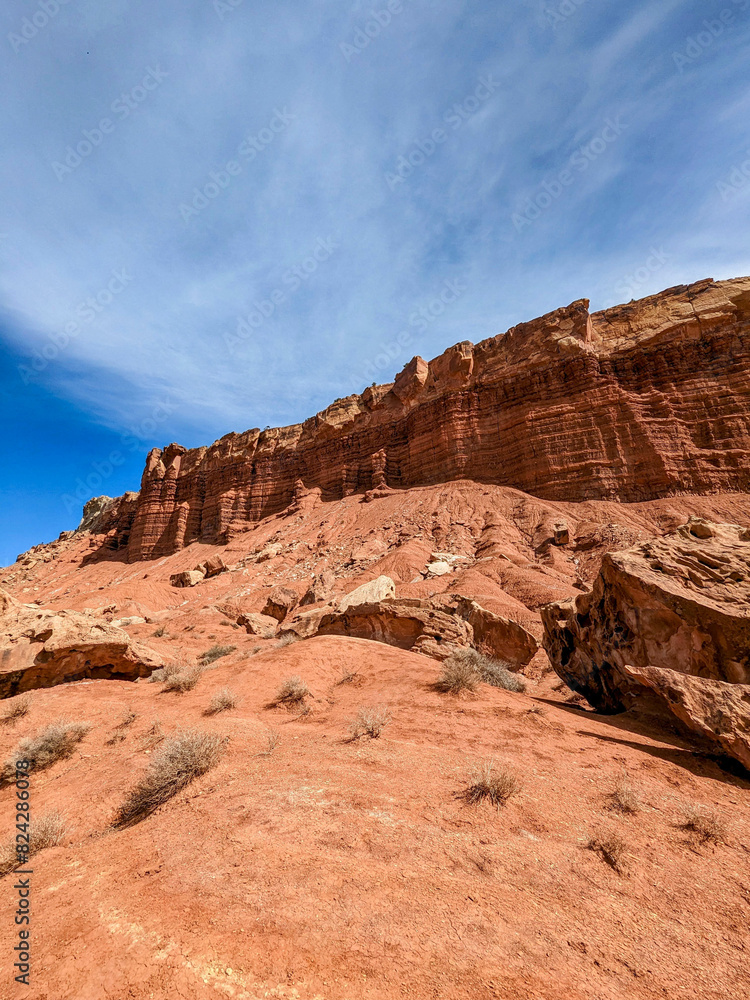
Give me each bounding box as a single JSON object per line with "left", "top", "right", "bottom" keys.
{"left": 542, "top": 519, "right": 750, "bottom": 766}
{"left": 0, "top": 591, "right": 162, "bottom": 697}
{"left": 283, "top": 595, "right": 538, "bottom": 666}
{"left": 74, "top": 277, "right": 750, "bottom": 563}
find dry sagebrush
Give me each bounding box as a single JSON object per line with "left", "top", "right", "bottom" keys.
{"left": 437, "top": 648, "right": 526, "bottom": 695}
{"left": 349, "top": 706, "right": 391, "bottom": 740}
{"left": 0, "top": 720, "right": 90, "bottom": 786}
{"left": 114, "top": 730, "right": 225, "bottom": 827}
{"left": 205, "top": 688, "right": 239, "bottom": 715}
{"left": 0, "top": 694, "right": 31, "bottom": 725}
{"left": 273, "top": 676, "right": 309, "bottom": 708}
{"left": 462, "top": 760, "right": 520, "bottom": 808}
{"left": 0, "top": 811, "right": 67, "bottom": 878}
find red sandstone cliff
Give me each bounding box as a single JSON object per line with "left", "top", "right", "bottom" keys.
{"left": 87, "top": 277, "right": 750, "bottom": 562}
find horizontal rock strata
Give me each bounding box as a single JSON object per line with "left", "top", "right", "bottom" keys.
{"left": 82, "top": 277, "right": 750, "bottom": 562}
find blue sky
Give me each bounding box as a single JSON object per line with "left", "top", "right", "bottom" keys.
{"left": 1, "top": 0, "right": 749, "bottom": 566}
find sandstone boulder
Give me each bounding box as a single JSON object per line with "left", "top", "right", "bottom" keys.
{"left": 542, "top": 519, "right": 750, "bottom": 713}
{"left": 262, "top": 586, "right": 300, "bottom": 622}
{"left": 426, "top": 561, "right": 452, "bottom": 577}
{"left": 542, "top": 519, "right": 750, "bottom": 768}
{"left": 282, "top": 593, "right": 537, "bottom": 666}
{"left": 441, "top": 596, "right": 538, "bottom": 668}
{"left": 305, "top": 598, "right": 473, "bottom": 660}
{"left": 196, "top": 555, "right": 228, "bottom": 579}
{"left": 170, "top": 569, "right": 205, "bottom": 588}
{"left": 619, "top": 664, "right": 750, "bottom": 771}
{"left": 0, "top": 602, "right": 161, "bottom": 698}
{"left": 238, "top": 612, "right": 279, "bottom": 638}
{"left": 337, "top": 575, "right": 396, "bottom": 611}
{"left": 300, "top": 570, "right": 336, "bottom": 606}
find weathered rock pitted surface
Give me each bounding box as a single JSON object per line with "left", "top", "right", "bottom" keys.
{"left": 541, "top": 518, "right": 750, "bottom": 713}
{"left": 81, "top": 277, "right": 750, "bottom": 562}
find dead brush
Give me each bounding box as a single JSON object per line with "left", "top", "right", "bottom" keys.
{"left": 436, "top": 656, "right": 479, "bottom": 695}
{"left": 437, "top": 648, "right": 526, "bottom": 695}
{"left": 205, "top": 688, "right": 239, "bottom": 715}
{"left": 272, "top": 676, "right": 309, "bottom": 709}
{"left": 588, "top": 831, "right": 628, "bottom": 873}
{"left": 681, "top": 805, "right": 727, "bottom": 845}
{"left": 276, "top": 633, "right": 300, "bottom": 648}
{"left": 114, "top": 729, "right": 226, "bottom": 827}
{"left": 0, "top": 720, "right": 90, "bottom": 786}
{"left": 608, "top": 777, "right": 641, "bottom": 815}
{"left": 139, "top": 719, "right": 165, "bottom": 749}
{"left": 106, "top": 709, "right": 138, "bottom": 746}
{"left": 161, "top": 663, "right": 204, "bottom": 693}
{"left": 461, "top": 760, "right": 520, "bottom": 808}
{"left": 0, "top": 694, "right": 31, "bottom": 725}
{"left": 349, "top": 706, "right": 391, "bottom": 740}
{"left": 252, "top": 730, "right": 279, "bottom": 757}
{"left": 0, "top": 810, "right": 67, "bottom": 878}
{"left": 336, "top": 668, "right": 360, "bottom": 686}
{"left": 199, "top": 644, "right": 236, "bottom": 666}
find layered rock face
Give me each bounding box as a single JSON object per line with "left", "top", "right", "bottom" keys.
{"left": 542, "top": 519, "right": 750, "bottom": 767}
{"left": 87, "top": 277, "right": 750, "bottom": 562}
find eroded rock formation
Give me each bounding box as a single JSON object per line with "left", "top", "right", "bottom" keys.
{"left": 80, "top": 277, "right": 750, "bottom": 563}
{"left": 542, "top": 519, "right": 750, "bottom": 767}
{"left": 283, "top": 594, "right": 538, "bottom": 666}
{"left": 0, "top": 590, "right": 161, "bottom": 697}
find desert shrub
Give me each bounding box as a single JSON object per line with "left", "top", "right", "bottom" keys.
{"left": 0, "top": 720, "right": 90, "bottom": 786}
{"left": 206, "top": 688, "right": 239, "bottom": 715}
{"left": 462, "top": 760, "right": 520, "bottom": 808}
{"left": 253, "top": 730, "right": 279, "bottom": 757}
{"left": 139, "top": 719, "right": 165, "bottom": 749}
{"left": 199, "top": 644, "right": 236, "bottom": 665}
{"left": 162, "top": 663, "right": 203, "bottom": 693}
{"left": 350, "top": 706, "right": 391, "bottom": 740}
{"left": 681, "top": 805, "right": 727, "bottom": 845}
{"left": 106, "top": 709, "right": 138, "bottom": 745}
{"left": 273, "top": 676, "right": 309, "bottom": 708}
{"left": 276, "top": 633, "right": 300, "bottom": 648}
{"left": 588, "top": 832, "right": 628, "bottom": 873}
{"left": 152, "top": 625, "right": 166, "bottom": 638}
{"left": 0, "top": 810, "right": 67, "bottom": 878}
{"left": 337, "top": 668, "right": 360, "bottom": 685}
{"left": 0, "top": 694, "right": 31, "bottom": 725}
{"left": 476, "top": 656, "right": 526, "bottom": 693}
{"left": 609, "top": 778, "right": 641, "bottom": 815}
{"left": 437, "top": 648, "right": 526, "bottom": 695}
{"left": 436, "top": 656, "right": 479, "bottom": 695}
{"left": 114, "top": 729, "right": 225, "bottom": 827}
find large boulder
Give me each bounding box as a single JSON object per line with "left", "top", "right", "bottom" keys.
{"left": 170, "top": 569, "right": 205, "bottom": 588}
{"left": 281, "top": 594, "right": 536, "bottom": 666}
{"left": 442, "top": 596, "right": 538, "bottom": 668}
{"left": 619, "top": 664, "right": 750, "bottom": 771}
{"left": 262, "top": 586, "right": 300, "bottom": 622}
{"left": 0, "top": 599, "right": 162, "bottom": 698}
{"left": 238, "top": 612, "right": 279, "bottom": 638}
{"left": 542, "top": 518, "right": 750, "bottom": 713}
{"left": 196, "top": 555, "right": 228, "bottom": 579}
{"left": 541, "top": 519, "right": 750, "bottom": 768}
{"left": 310, "top": 598, "right": 473, "bottom": 660}
{"left": 337, "top": 575, "right": 396, "bottom": 611}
